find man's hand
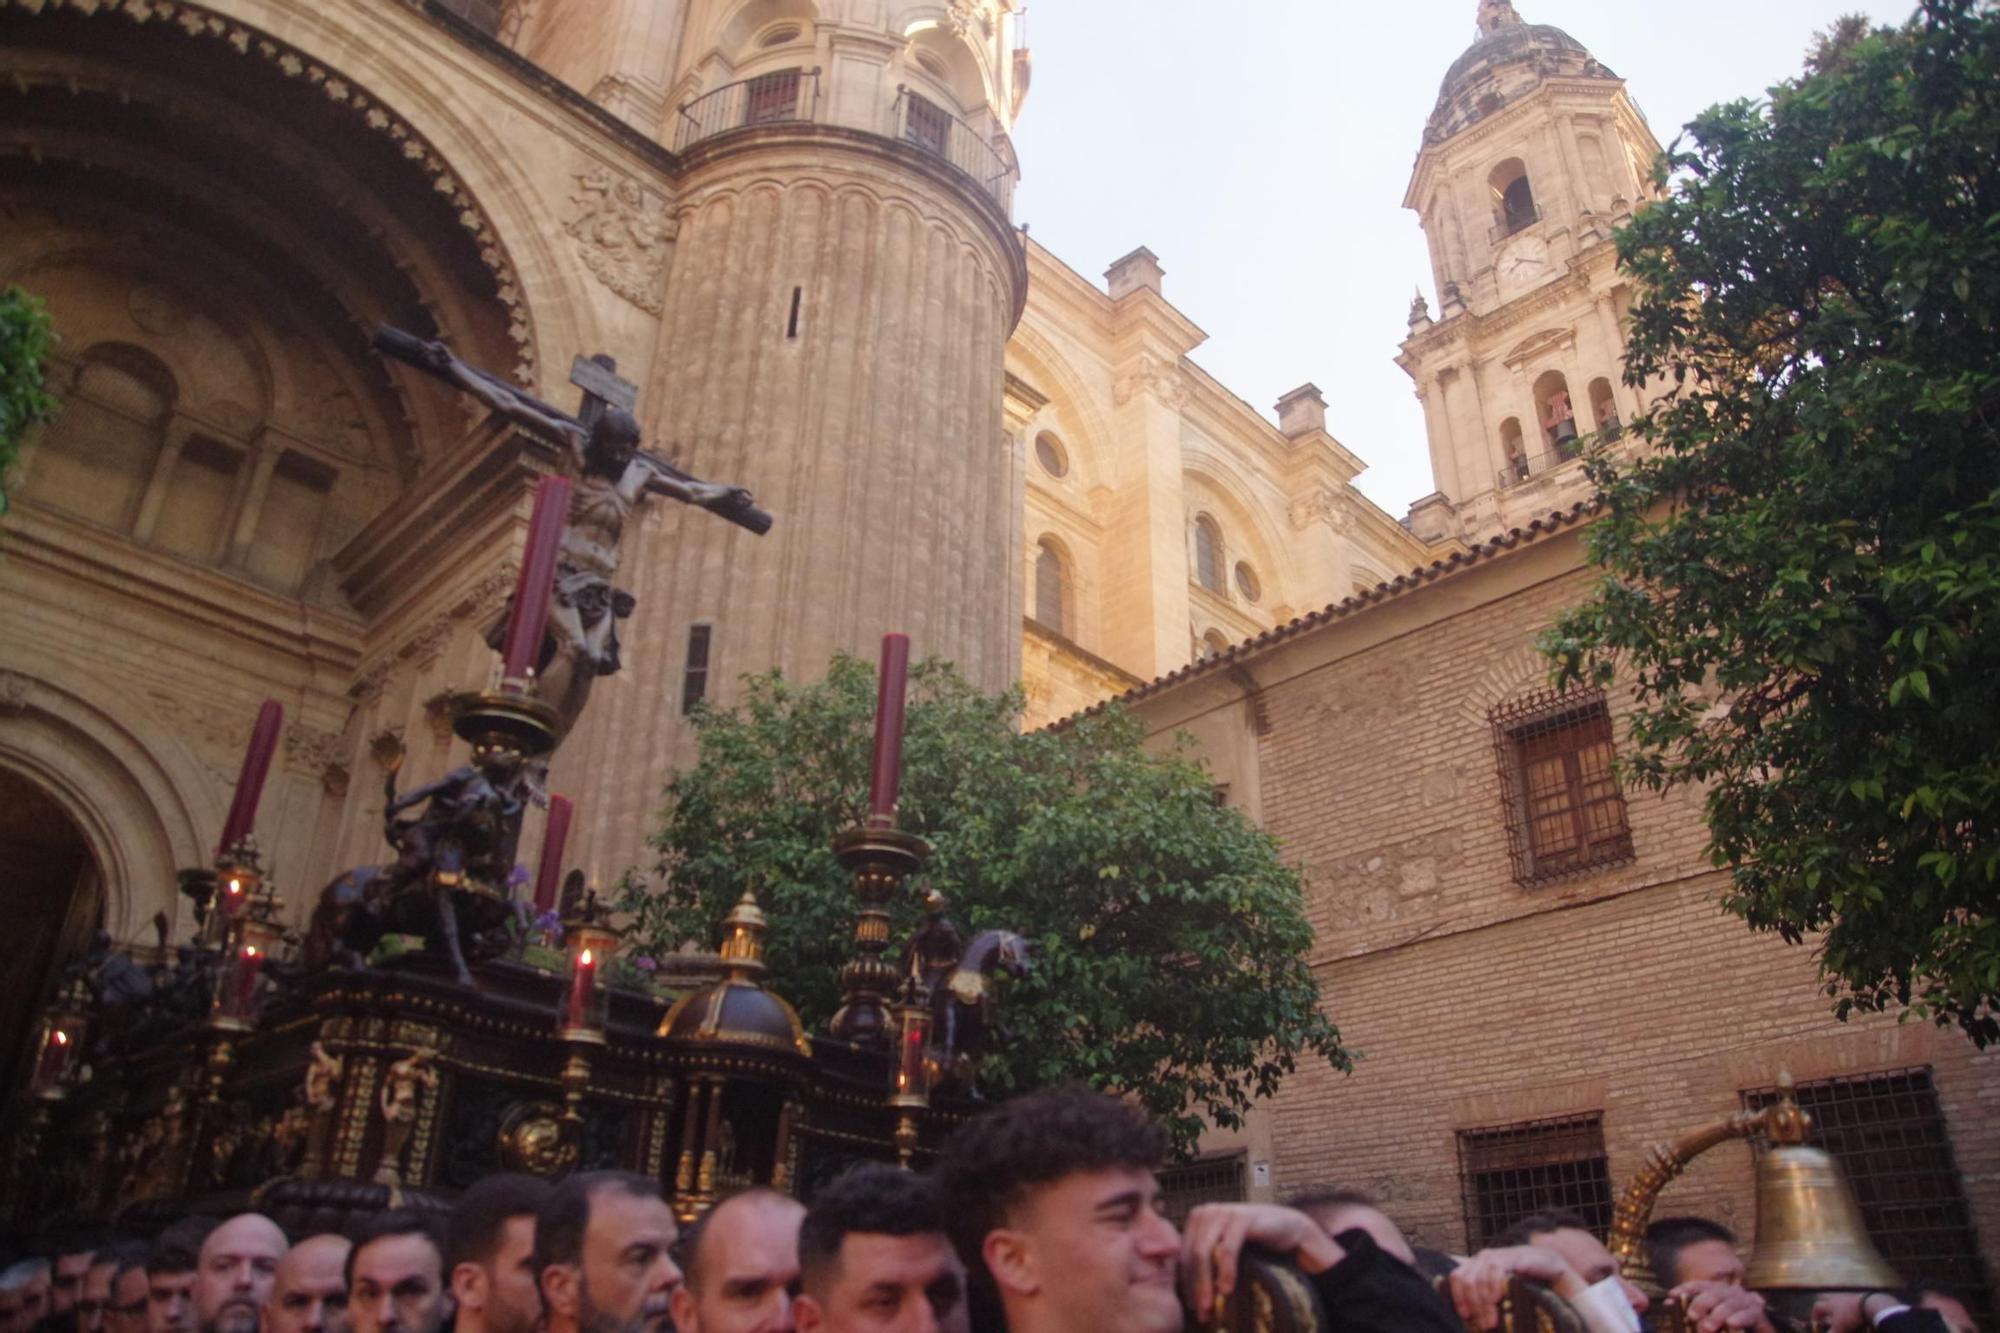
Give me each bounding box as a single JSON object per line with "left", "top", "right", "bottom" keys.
{"left": 1671, "top": 1281, "right": 1773, "bottom": 1333}
{"left": 1179, "top": 1204, "right": 1344, "bottom": 1320}
{"left": 1447, "top": 1246, "right": 1583, "bottom": 1332}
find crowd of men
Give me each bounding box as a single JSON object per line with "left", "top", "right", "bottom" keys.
{"left": 0, "top": 1087, "right": 1980, "bottom": 1333}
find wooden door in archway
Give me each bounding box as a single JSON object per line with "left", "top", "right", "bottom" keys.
{"left": 0, "top": 768, "right": 101, "bottom": 1100}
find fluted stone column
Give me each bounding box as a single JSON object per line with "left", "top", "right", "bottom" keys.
{"left": 554, "top": 133, "right": 1027, "bottom": 870}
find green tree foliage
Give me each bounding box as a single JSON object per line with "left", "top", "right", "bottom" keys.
{"left": 0, "top": 285, "right": 58, "bottom": 518}
{"left": 1543, "top": 1, "right": 2000, "bottom": 1041}
{"left": 621, "top": 654, "right": 1347, "bottom": 1151}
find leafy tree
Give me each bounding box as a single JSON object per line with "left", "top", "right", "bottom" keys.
{"left": 1543, "top": 1, "right": 2000, "bottom": 1042}
{"left": 0, "top": 285, "right": 58, "bottom": 519}
{"left": 621, "top": 654, "right": 1347, "bottom": 1151}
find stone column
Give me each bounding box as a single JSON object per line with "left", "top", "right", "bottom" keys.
{"left": 131, "top": 417, "right": 195, "bottom": 543}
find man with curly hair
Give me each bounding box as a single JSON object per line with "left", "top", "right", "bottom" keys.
{"left": 933, "top": 1085, "right": 1457, "bottom": 1333}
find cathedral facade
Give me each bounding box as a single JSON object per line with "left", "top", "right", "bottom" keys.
{"left": 0, "top": 0, "right": 1416, "bottom": 1094}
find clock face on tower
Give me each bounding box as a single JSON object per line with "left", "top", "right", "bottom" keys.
{"left": 1495, "top": 235, "right": 1552, "bottom": 297}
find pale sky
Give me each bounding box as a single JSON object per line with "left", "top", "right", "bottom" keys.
{"left": 1009, "top": 0, "right": 1910, "bottom": 518}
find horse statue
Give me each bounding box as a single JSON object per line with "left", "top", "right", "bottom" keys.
{"left": 929, "top": 929, "right": 1033, "bottom": 1092}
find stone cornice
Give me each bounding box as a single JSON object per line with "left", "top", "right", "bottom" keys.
{"left": 2, "top": 505, "right": 363, "bottom": 670}
{"left": 1399, "top": 238, "right": 1621, "bottom": 363}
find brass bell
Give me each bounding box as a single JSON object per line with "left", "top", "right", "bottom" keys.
{"left": 1743, "top": 1077, "right": 1902, "bottom": 1293}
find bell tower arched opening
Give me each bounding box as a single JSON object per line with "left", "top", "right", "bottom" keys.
{"left": 1533, "top": 369, "right": 1578, "bottom": 456}
{"left": 1489, "top": 158, "right": 1536, "bottom": 238}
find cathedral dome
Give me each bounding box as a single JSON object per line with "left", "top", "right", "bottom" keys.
{"left": 1426, "top": 2, "right": 1617, "bottom": 142}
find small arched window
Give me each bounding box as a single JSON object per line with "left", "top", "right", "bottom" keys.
{"left": 1489, "top": 158, "right": 1537, "bottom": 237}
{"left": 1033, "top": 538, "right": 1067, "bottom": 635}
{"left": 1201, "top": 629, "right": 1231, "bottom": 659}
{"left": 1587, "top": 377, "right": 1622, "bottom": 440}
{"left": 1193, "top": 514, "right": 1225, "bottom": 594}
{"left": 1500, "top": 417, "right": 1527, "bottom": 484}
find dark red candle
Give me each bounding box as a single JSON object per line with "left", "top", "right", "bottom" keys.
{"left": 231, "top": 943, "right": 264, "bottom": 1017}
{"left": 500, "top": 475, "right": 573, "bottom": 681}
{"left": 564, "top": 948, "right": 597, "bottom": 1031}
{"left": 534, "top": 794, "right": 574, "bottom": 914}
{"left": 217, "top": 699, "right": 284, "bottom": 856}
{"left": 867, "top": 633, "right": 911, "bottom": 824}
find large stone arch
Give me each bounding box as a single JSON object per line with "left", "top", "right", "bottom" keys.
{"left": 0, "top": 0, "right": 565, "bottom": 411}
{"left": 0, "top": 654, "right": 212, "bottom": 940}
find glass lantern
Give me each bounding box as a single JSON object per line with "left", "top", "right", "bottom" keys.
{"left": 559, "top": 919, "right": 619, "bottom": 1043}
{"left": 889, "top": 987, "right": 933, "bottom": 1110}
{"left": 211, "top": 911, "right": 282, "bottom": 1031}
{"left": 28, "top": 976, "right": 92, "bottom": 1100}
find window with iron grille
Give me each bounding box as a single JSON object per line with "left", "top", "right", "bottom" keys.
{"left": 745, "top": 69, "right": 802, "bottom": 126}
{"left": 1457, "top": 1113, "right": 1613, "bottom": 1251}
{"left": 1491, "top": 687, "right": 1633, "bottom": 885}
{"left": 904, "top": 93, "right": 951, "bottom": 155}
{"left": 1741, "top": 1069, "right": 1995, "bottom": 1329}
{"left": 1158, "top": 1153, "right": 1247, "bottom": 1226}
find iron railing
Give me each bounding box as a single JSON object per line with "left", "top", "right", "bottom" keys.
{"left": 1496, "top": 422, "right": 1621, "bottom": 488}
{"left": 894, "top": 85, "right": 1016, "bottom": 212}
{"left": 672, "top": 75, "right": 1017, "bottom": 215}
{"left": 674, "top": 68, "right": 821, "bottom": 152}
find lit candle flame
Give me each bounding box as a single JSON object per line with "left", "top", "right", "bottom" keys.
{"left": 244, "top": 945, "right": 260, "bottom": 959}
{"left": 53, "top": 1030, "right": 69, "bottom": 1046}
{"left": 228, "top": 878, "right": 242, "bottom": 894}
{"left": 580, "top": 948, "right": 594, "bottom": 966}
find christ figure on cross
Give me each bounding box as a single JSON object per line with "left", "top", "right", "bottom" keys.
{"left": 374, "top": 326, "right": 771, "bottom": 736}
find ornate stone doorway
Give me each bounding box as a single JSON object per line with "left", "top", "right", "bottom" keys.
{"left": 0, "top": 767, "right": 102, "bottom": 1102}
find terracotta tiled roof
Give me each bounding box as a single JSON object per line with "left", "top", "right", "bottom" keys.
{"left": 1056, "top": 501, "right": 1598, "bottom": 726}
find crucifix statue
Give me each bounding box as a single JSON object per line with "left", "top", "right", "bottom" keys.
{"left": 374, "top": 326, "right": 771, "bottom": 736}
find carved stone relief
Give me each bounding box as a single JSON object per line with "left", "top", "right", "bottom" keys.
{"left": 1112, "top": 355, "right": 1187, "bottom": 411}
{"left": 566, "top": 168, "right": 669, "bottom": 315}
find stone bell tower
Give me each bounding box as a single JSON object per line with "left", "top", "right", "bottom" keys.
{"left": 1397, "top": 0, "right": 1664, "bottom": 543}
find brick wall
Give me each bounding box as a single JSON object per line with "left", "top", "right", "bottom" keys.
{"left": 1138, "top": 526, "right": 2000, "bottom": 1286}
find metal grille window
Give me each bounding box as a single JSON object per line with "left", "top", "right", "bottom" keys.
{"left": 1158, "top": 1153, "right": 1246, "bottom": 1226}
{"left": 1457, "top": 1113, "right": 1613, "bottom": 1251}
{"left": 745, "top": 69, "right": 803, "bottom": 125}
{"left": 903, "top": 92, "right": 950, "bottom": 154}
{"left": 1741, "top": 1069, "right": 1995, "bottom": 1328}
{"left": 681, "top": 624, "right": 712, "bottom": 717}
{"left": 1491, "top": 687, "right": 1633, "bottom": 884}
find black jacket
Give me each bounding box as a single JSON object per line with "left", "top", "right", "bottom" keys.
{"left": 1310, "top": 1228, "right": 1461, "bottom": 1333}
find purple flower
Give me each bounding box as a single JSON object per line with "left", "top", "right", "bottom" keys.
{"left": 508, "top": 864, "right": 531, "bottom": 888}
{"left": 633, "top": 956, "right": 658, "bottom": 973}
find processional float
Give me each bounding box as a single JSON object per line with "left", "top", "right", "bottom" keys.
{"left": 2, "top": 329, "right": 1023, "bottom": 1234}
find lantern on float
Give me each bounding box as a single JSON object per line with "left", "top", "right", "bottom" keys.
{"left": 559, "top": 893, "right": 620, "bottom": 1043}
{"left": 29, "top": 973, "right": 93, "bottom": 1100}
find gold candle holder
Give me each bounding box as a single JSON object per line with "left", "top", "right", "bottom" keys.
{"left": 828, "top": 826, "right": 928, "bottom": 1047}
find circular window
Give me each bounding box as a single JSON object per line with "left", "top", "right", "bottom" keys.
{"left": 1034, "top": 432, "right": 1068, "bottom": 478}
{"left": 760, "top": 24, "right": 802, "bottom": 46}
{"left": 1234, "top": 562, "right": 1261, "bottom": 603}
